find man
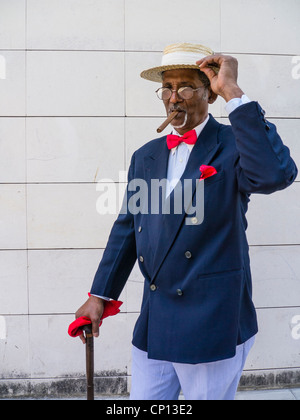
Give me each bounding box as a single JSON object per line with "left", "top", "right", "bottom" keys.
{"left": 75, "top": 43, "right": 297, "bottom": 400}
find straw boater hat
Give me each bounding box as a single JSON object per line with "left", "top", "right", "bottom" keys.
{"left": 140, "top": 42, "right": 218, "bottom": 83}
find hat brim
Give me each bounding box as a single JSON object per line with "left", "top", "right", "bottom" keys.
{"left": 140, "top": 64, "right": 219, "bottom": 83}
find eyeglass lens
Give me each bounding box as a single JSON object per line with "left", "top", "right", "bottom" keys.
{"left": 157, "top": 87, "right": 197, "bottom": 100}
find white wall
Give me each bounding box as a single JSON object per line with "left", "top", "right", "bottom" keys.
{"left": 0, "top": 0, "right": 300, "bottom": 397}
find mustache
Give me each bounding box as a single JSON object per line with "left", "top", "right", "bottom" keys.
{"left": 168, "top": 106, "right": 186, "bottom": 115}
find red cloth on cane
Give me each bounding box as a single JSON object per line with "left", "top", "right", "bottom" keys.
{"left": 199, "top": 165, "right": 217, "bottom": 180}
{"left": 68, "top": 299, "right": 123, "bottom": 338}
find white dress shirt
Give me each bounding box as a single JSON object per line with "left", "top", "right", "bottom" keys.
{"left": 166, "top": 115, "right": 210, "bottom": 197}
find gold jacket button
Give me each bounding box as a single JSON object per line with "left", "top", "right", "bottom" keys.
{"left": 150, "top": 284, "right": 157, "bottom": 291}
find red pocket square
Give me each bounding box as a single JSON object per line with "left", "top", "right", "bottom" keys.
{"left": 68, "top": 299, "right": 123, "bottom": 338}
{"left": 199, "top": 165, "right": 217, "bottom": 180}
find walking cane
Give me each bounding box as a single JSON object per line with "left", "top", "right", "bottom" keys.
{"left": 68, "top": 299, "right": 123, "bottom": 400}
{"left": 83, "top": 324, "right": 94, "bottom": 401}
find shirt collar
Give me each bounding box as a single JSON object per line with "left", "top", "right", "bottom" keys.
{"left": 170, "top": 115, "right": 210, "bottom": 155}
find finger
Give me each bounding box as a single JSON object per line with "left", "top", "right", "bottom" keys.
{"left": 91, "top": 320, "right": 100, "bottom": 338}
{"left": 196, "top": 57, "right": 205, "bottom": 66}
{"left": 199, "top": 66, "right": 218, "bottom": 81}
{"left": 197, "top": 54, "right": 223, "bottom": 67}
{"left": 79, "top": 333, "right": 86, "bottom": 344}
{"left": 196, "top": 56, "right": 215, "bottom": 66}
{"left": 198, "top": 59, "right": 219, "bottom": 70}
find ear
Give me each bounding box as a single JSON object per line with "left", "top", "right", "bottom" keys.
{"left": 207, "top": 87, "right": 218, "bottom": 104}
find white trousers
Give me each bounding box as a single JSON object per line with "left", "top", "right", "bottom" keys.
{"left": 130, "top": 336, "right": 255, "bottom": 400}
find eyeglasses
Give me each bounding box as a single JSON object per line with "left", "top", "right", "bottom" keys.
{"left": 155, "top": 86, "right": 204, "bottom": 101}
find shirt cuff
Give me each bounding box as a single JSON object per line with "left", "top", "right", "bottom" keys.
{"left": 90, "top": 294, "right": 112, "bottom": 301}
{"left": 225, "top": 94, "right": 251, "bottom": 115}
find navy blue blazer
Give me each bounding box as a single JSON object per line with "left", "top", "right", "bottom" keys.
{"left": 91, "top": 102, "right": 298, "bottom": 364}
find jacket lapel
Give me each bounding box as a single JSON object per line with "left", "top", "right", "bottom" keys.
{"left": 144, "top": 138, "right": 170, "bottom": 184}
{"left": 150, "top": 115, "right": 222, "bottom": 282}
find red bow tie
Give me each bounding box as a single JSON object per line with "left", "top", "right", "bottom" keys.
{"left": 166, "top": 130, "right": 198, "bottom": 150}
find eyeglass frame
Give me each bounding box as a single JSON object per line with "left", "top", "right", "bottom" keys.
{"left": 155, "top": 86, "right": 204, "bottom": 101}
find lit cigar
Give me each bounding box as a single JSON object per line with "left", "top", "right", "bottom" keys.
{"left": 157, "top": 110, "right": 179, "bottom": 133}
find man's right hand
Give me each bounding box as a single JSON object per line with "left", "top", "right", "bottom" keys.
{"left": 75, "top": 295, "right": 105, "bottom": 344}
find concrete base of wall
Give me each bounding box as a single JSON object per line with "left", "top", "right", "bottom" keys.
{"left": 239, "top": 369, "right": 300, "bottom": 391}
{"left": 0, "top": 375, "right": 127, "bottom": 399}
{"left": 1, "top": 369, "right": 300, "bottom": 399}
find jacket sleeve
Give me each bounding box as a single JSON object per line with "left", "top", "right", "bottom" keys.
{"left": 229, "top": 101, "right": 298, "bottom": 194}
{"left": 90, "top": 152, "right": 137, "bottom": 300}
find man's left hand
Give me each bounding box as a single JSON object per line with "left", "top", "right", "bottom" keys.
{"left": 196, "top": 54, "right": 244, "bottom": 102}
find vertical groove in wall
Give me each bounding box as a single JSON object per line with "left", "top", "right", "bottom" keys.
{"left": 24, "top": 0, "right": 31, "bottom": 381}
